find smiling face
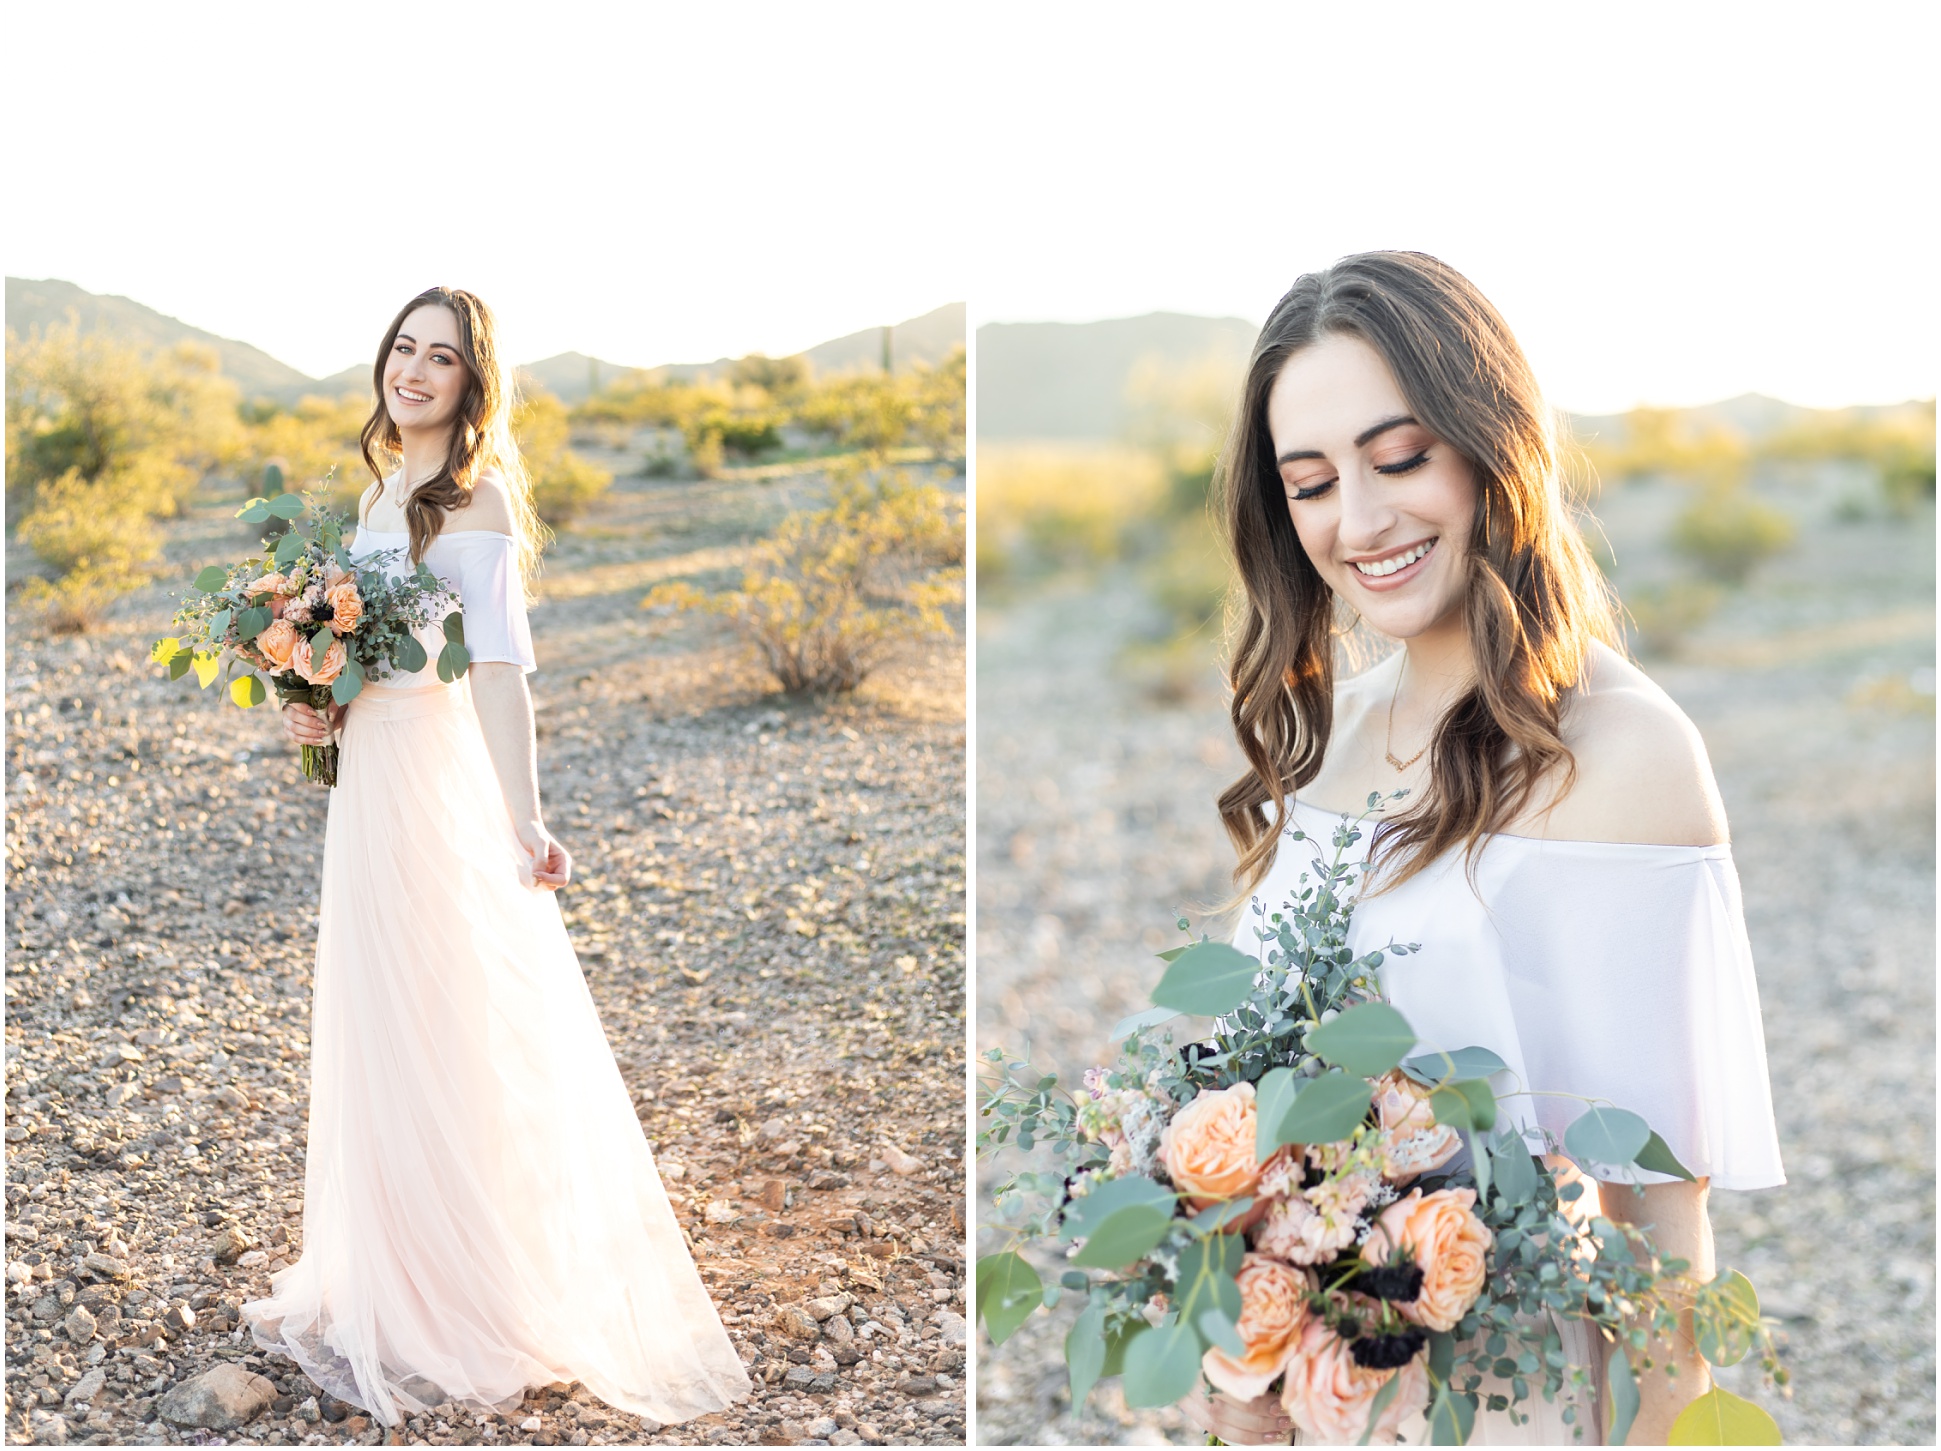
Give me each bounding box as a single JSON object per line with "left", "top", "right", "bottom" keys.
{"left": 381, "top": 305, "right": 471, "bottom": 436}
{"left": 1265, "top": 332, "right": 1480, "bottom": 643}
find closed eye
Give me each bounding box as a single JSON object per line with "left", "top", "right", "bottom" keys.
{"left": 1375, "top": 452, "right": 1430, "bottom": 476}
{"left": 1290, "top": 480, "right": 1334, "bottom": 502}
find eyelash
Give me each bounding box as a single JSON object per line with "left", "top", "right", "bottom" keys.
{"left": 1288, "top": 452, "right": 1430, "bottom": 500}
{"left": 394, "top": 344, "right": 454, "bottom": 365}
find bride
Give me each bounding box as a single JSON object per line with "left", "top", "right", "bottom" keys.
{"left": 253, "top": 286, "right": 751, "bottom": 1428}
{"left": 1185, "top": 253, "right": 1784, "bottom": 1445}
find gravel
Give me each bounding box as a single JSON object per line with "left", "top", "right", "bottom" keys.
{"left": 5, "top": 461, "right": 969, "bottom": 1446}
{"left": 973, "top": 482, "right": 1934, "bottom": 1444}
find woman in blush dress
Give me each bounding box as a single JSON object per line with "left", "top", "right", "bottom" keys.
{"left": 248, "top": 286, "right": 751, "bottom": 1429}
{"left": 1184, "top": 253, "right": 1783, "bottom": 1445}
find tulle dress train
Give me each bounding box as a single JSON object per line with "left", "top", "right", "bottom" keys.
{"left": 244, "top": 524, "right": 750, "bottom": 1427}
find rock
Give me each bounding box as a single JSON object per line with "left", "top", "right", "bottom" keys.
{"left": 783, "top": 1366, "right": 817, "bottom": 1390}
{"left": 829, "top": 1432, "right": 863, "bottom": 1447}
{"left": 237, "top": 1248, "right": 269, "bottom": 1267}
{"left": 319, "top": 1393, "right": 352, "bottom": 1422}
{"left": 81, "top": 1253, "right": 129, "bottom": 1280}
{"left": 772, "top": 1305, "right": 821, "bottom": 1341}
{"left": 157, "top": 1363, "right": 278, "bottom": 1430}
{"left": 62, "top": 1304, "right": 96, "bottom": 1342}
{"left": 759, "top": 1118, "right": 787, "bottom": 1140}
{"left": 804, "top": 1293, "right": 852, "bottom": 1321}
{"left": 296, "top": 1396, "right": 320, "bottom": 1423}
{"left": 936, "top": 1310, "right": 968, "bottom": 1346}
{"left": 703, "top": 1201, "right": 741, "bottom": 1225}
{"left": 106, "top": 1084, "right": 140, "bottom": 1109}
{"left": 896, "top": 1375, "right": 939, "bottom": 1395}
{"left": 758, "top": 1179, "right": 789, "bottom": 1212}
{"left": 33, "top": 1292, "right": 63, "bottom": 1322}
{"left": 879, "top": 1143, "right": 923, "bottom": 1176}
{"left": 210, "top": 1227, "right": 257, "bottom": 1264}
{"left": 831, "top": 1342, "right": 863, "bottom": 1366}
{"left": 28, "top": 1410, "right": 70, "bottom": 1444}
{"left": 5, "top": 1260, "right": 31, "bottom": 1284}
{"left": 806, "top": 1417, "right": 838, "bottom": 1439}
{"left": 845, "top": 1265, "right": 884, "bottom": 1293}
{"left": 825, "top": 1314, "right": 854, "bottom": 1343}
{"left": 63, "top": 1367, "right": 107, "bottom": 1406}
{"left": 519, "top": 1416, "right": 542, "bottom": 1432}
{"left": 163, "top": 1302, "right": 196, "bottom": 1332}
{"left": 807, "top": 1169, "right": 851, "bottom": 1191}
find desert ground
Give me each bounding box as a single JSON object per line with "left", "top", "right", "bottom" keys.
{"left": 974, "top": 472, "right": 1935, "bottom": 1444}
{"left": 4, "top": 448, "right": 969, "bottom": 1446}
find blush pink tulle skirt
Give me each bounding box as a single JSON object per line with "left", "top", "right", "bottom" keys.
{"left": 243, "top": 679, "right": 750, "bottom": 1427}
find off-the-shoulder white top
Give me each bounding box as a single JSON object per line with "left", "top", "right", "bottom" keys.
{"left": 1233, "top": 798, "right": 1786, "bottom": 1191}
{"left": 348, "top": 526, "right": 538, "bottom": 678}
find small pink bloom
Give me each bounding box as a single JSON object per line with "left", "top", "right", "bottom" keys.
{"left": 1280, "top": 1317, "right": 1429, "bottom": 1444}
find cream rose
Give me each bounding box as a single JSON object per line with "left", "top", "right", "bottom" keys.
{"left": 1201, "top": 1254, "right": 1314, "bottom": 1401}
{"left": 1372, "top": 1071, "right": 1463, "bottom": 1181}
{"left": 291, "top": 635, "right": 347, "bottom": 687}
{"left": 1363, "top": 1187, "right": 1493, "bottom": 1332}
{"left": 255, "top": 619, "right": 299, "bottom": 672}
{"left": 1280, "top": 1316, "right": 1429, "bottom": 1444}
{"left": 326, "top": 581, "right": 364, "bottom": 635}
{"left": 1160, "top": 1082, "right": 1262, "bottom": 1209}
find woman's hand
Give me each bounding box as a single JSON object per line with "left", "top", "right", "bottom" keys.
{"left": 1178, "top": 1382, "right": 1293, "bottom": 1445}
{"left": 282, "top": 701, "right": 345, "bottom": 745}
{"left": 515, "top": 820, "right": 572, "bottom": 890}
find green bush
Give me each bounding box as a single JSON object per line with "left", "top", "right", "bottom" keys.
{"left": 1669, "top": 487, "right": 1796, "bottom": 584}
{"left": 1621, "top": 581, "right": 1725, "bottom": 658}
{"left": 513, "top": 390, "right": 612, "bottom": 527}
{"left": 644, "top": 467, "right": 963, "bottom": 693}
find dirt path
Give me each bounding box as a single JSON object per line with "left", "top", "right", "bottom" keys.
{"left": 5, "top": 463, "right": 969, "bottom": 1446}
{"left": 973, "top": 486, "right": 1934, "bottom": 1445}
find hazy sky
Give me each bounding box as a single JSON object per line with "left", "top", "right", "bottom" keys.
{"left": 969, "top": 5, "right": 1935, "bottom": 413}
{"left": 2, "top": 6, "right": 968, "bottom": 379}
{"left": 5, "top": 5, "right": 1934, "bottom": 412}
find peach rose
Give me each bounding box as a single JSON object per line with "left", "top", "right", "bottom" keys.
{"left": 291, "top": 634, "right": 347, "bottom": 686}
{"left": 1252, "top": 1170, "right": 1376, "bottom": 1265}
{"left": 323, "top": 559, "right": 350, "bottom": 589}
{"left": 1372, "top": 1071, "right": 1464, "bottom": 1181}
{"left": 325, "top": 581, "right": 364, "bottom": 634}
{"left": 248, "top": 571, "right": 289, "bottom": 597}
{"left": 1280, "top": 1317, "right": 1429, "bottom": 1444}
{"left": 254, "top": 619, "right": 299, "bottom": 672}
{"left": 1160, "top": 1082, "right": 1262, "bottom": 1209}
{"left": 1202, "top": 1254, "right": 1315, "bottom": 1401}
{"left": 1363, "top": 1187, "right": 1492, "bottom": 1332}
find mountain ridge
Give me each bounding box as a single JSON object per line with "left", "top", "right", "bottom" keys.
{"left": 5, "top": 279, "right": 964, "bottom": 405}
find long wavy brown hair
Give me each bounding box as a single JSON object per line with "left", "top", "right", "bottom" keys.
{"left": 1216, "top": 251, "right": 1618, "bottom": 894}
{"left": 359, "top": 286, "right": 547, "bottom": 599}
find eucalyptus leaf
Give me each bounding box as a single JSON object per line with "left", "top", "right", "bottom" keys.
{"left": 1070, "top": 1204, "right": 1174, "bottom": 1269}
{"left": 229, "top": 675, "right": 266, "bottom": 708}
{"left": 208, "top": 608, "right": 232, "bottom": 640}
{"left": 1634, "top": 1129, "right": 1697, "bottom": 1182}
{"left": 1059, "top": 1175, "right": 1176, "bottom": 1241}
{"left": 1606, "top": 1346, "right": 1640, "bottom": 1446}
{"left": 192, "top": 565, "right": 228, "bottom": 592}
{"left": 236, "top": 606, "right": 272, "bottom": 639}
{"left": 150, "top": 637, "right": 180, "bottom": 664}
{"left": 237, "top": 499, "right": 271, "bottom": 523}
{"left": 442, "top": 610, "right": 466, "bottom": 644}
{"left": 1120, "top": 1321, "right": 1203, "bottom": 1409}
{"left": 1151, "top": 940, "right": 1260, "bottom": 1017}
{"left": 1358, "top": 1368, "right": 1404, "bottom": 1445}
{"left": 436, "top": 640, "right": 470, "bottom": 683}
{"left": 1429, "top": 1078, "right": 1497, "bottom": 1133}
{"left": 1254, "top": 1066, "right": 1299, "bottom": 1163}
{"left": 273, "top": 532, "right": 305, "bottom": 567}
{"left": 1274, "top": 1071, "right": 1374, "bottom": 1147}
{"left": 974, "top": 1252, "right": 1041, "bottom": 1346}
{"left": 1401, "top": 1045, "right": 1508, "bottom": 1086}
{"left": 1489, "top": 1129, "right": 1539, "bottom": 1208}
{"left": 168, "top": 650, "right": 194, "bottom": 682}
{"left": 1666, "top": 1388, "right": 1780, "bottom": 1445}
{"left": 191, "top": 651, "right": 220, "bottom": 689}
{"left": 1694, "top": 1270, "right": 1759, "bottom": 1367}
{"left": 1197, "top": 1306, "right": 1245, "bottom": 1358}
{"left": 1155, "top": 945, "right": 1189, "bottom": 962}
{"left": 1306, "top": 1001, "right": 1416, "bottom": 1076}
{"left": 1065, "top": 1302, "right": 1107, "bottom": 1413}
{"left": 1428, "top": 1385, "right": 1477, "bottom": 1445}
{"left": 396, "top": 634, "right": 428, "bottom": 673}
{"left": 267, "top": 492, "right": 306, "bottom": 519}
{"left": 331, "top": 670, "right": 364, "bottom": 705}
{"left": 1110, "top": 1004, "right": 1179, "bottom": 1040}
{"left": 1564, "top": 1107, "right": 1650, "bottom": 1168}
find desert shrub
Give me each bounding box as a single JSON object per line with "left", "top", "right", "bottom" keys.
{"left": 513, "top": 390, "right": 613, "bottom": 527}
{"left": 7, "top": 325, "right": 242, "bottom": 629}
{"left": 1620, "top": 580, "right": 1725, "bottom": 658}
{"left": 794, "top": 348, "right": 966, "bottom": 462}
{"left": 1669, "top": 486, "right": 1797, "bottom": 583}
{"left": 244, "top": 392, "right": 370, "bottom": 512}
{"left": 644, "top": 468, "right": 963, "bottom": 694}
{"left": 729, "top": 352, "right": 809, "bottom": 398}
{"left": 1760, "top": 402, "right": 1936, "bottom": 517}
{"left": 976, "top": 445, "right": 1166, "bottom": 581}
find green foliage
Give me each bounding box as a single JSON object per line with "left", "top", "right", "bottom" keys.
{"left": 1670, "top": 487, "right": 1797, "bottom": 583}
{"left": 1761, "top": 401, "right": 1936, "bottom": 516}
{"left": 1622, "top": 580, "right": 1725, "bottom": 658}
{"left": 513, "top": 390, "right": 613, "bottom": 526}
{"left": 1667, "top": 1388, "right": 1782, "bottom": 1445}
{"left": 242, "top": 392, "right": 370, "bottom": 515}
{"left": 643, "top": 467, "right": 963, "bottom": 694}
{"left": 7, "top": 323, "right": 244, "bottom": 630}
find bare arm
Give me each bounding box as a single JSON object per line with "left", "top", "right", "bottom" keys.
{"left": 1600, "top": 1177, "right": 1716, "bottom": 1443}
{"left": 469, "top": 661, "right": 570, "bottom": 890}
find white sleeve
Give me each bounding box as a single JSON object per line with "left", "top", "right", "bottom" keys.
{"left": 1492, "top": 848, "right": 1786, "bottom": 1191}
{"left": 447, "top": 533, "right": 537, "bottom": 672}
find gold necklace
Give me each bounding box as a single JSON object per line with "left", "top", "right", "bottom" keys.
{"left": 1384, "top": 657, "right": 1429, "bottom": 772}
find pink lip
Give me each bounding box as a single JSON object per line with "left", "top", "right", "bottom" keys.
{"left": 1345, "top": 539, "right": 1436, "bottom": 593}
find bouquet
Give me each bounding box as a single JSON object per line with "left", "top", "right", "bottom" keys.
{"left": 152, "top": 483, "right": 472, "bottom": 786}
{"left": 977, "top": 798, "right": 1786, "bottom": 1446}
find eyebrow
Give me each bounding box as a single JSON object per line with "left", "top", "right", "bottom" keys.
{"left": 1275, "top": 414, "right": 1419, "bottom": 464}
{"left": 395, "top": 333, "right": 460, "bottom": 351}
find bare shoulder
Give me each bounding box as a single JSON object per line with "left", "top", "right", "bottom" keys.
{"left": 456, "top": 466, "right": 516, "bottom": 535}
{"left": 1539, "top": 642, "right": 1729, "bottom": 846}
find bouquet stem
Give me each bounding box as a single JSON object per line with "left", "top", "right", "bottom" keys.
{"left": 276, "top": 680, "right": 340, "bottom": 787}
